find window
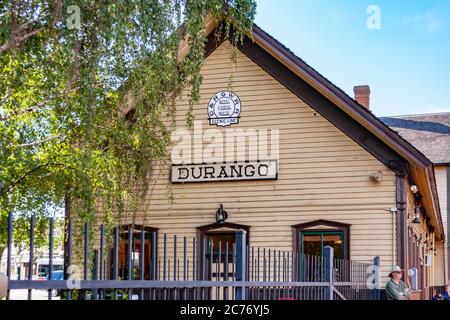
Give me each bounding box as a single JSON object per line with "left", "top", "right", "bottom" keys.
{"left": 292, "top": 220, "right": 351, "bottom": 260}
{"left": 301, "top": 231, "right": 345, "bottom": 258}
{"left": 111, "top": 225, "right": 157, "bottom": 280}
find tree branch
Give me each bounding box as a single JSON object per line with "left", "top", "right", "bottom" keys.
{"left": 0, "top": 26, "right": 45, "bottom": 53}
{"left": 0, "top": 87, "right": 79, "bottom": 121}
{"left": 15, "top": 134, "right": 63, "bottom": 148}
{"left": 0, "top": 99, "right": 50, "bottom": 121}
{"left": 0, "top": 162, "right": 67, "bottom": 197}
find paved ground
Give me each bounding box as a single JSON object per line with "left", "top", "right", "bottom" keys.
{"left": 9, "top": 289, "right": 60, "bottom": 300}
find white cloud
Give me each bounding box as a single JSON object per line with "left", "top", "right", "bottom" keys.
{"left": 403, "top": 11, "right": 445, "bottom": 32}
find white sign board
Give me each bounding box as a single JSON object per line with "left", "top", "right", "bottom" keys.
{"left": 171, "top": 160, "right": 277, "bottom": 183}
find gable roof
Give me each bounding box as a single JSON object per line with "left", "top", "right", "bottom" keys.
{"left": 226, "top": 23, "right": 443, "bottom": 239}
{"left": 381, "top": 113, "right": 450, "bottom": 165}
{"left": 249, "top": 24, "right": 433, "bottom": 168}
{"left": 127, "top": 19, "right": 444, "bottom": 239}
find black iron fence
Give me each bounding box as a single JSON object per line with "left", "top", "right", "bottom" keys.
{"left": 4, "top": 213, "right": 381, "bottom": 300}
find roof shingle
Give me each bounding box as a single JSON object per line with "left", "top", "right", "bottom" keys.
{"left": 381, "top": 113, "right": 450, "bottom": 164}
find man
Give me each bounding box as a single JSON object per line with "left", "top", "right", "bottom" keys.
{"left": 385, "top": 266, "right": 411, "bottom": 300}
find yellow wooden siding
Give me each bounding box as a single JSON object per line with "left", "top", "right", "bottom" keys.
{"left": 434, "top": 166, "right": 448, "bottom": 286}
{"left": 91, "top": 41, "right": 397, "bottom": 285}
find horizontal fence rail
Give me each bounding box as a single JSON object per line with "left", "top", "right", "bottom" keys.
{"left": 4, "top": 213, "right": 381, "bottom": 300}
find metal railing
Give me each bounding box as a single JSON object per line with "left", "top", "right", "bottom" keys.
{"left": 4, "top": 213, "right": 381, "bottom": 300}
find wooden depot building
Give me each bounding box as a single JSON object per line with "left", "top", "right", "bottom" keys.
{"left": 93, "top": 19, "right": 447, "bottom": 299}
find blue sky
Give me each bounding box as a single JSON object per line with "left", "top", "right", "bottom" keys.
{"left": 254, "top": 0, "right": 450, "bottom": 116}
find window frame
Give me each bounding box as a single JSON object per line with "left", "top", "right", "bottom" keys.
{"left": 197, "top": 222, "right": 250, "bottom": 280}
{"left": 292, "top": 220, "right": 351, "bottom": 260}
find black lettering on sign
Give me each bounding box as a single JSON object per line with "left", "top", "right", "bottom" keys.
{"left": 258, "top": 164, "right": 269, "bottom": 176}
{"left": 191, "top": 167, "right": 202, "bottom": 179}
{"left": 217, "top": 166, "right": 229, "bottom": 178}
{"left": 171, "top": 161, "right": 277, "bottom": 183}
{"left": 204, "top": 166, "right": 215, "bottom": 179}
{"left": 245, "top": 165, "right": 255, "bottom": 177}
{"left": 178, "top": 168, "right": 189, "bottom": 180}
{"left": 230, "top": 165, "right": 243, "bottom": 178}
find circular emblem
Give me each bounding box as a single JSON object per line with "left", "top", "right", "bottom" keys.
{"left": 208, "top": 91, "right": 241, "bottom": 127}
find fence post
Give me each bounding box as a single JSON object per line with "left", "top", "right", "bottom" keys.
{"left": 235, "top": 229, "right": 247, "bottom": 300}
{"left": 324, "top": 246, "right": 334, "bottom": 300}
{"left": 151, "top": 230, "right": 157, "bottom": 280}
{"left": 372, "top": 256, "right": 381, "bottom": 300}
{"left": 92, "top": 250, "right": 98, "bottom": 300}
{"left": 6, "top": 211, "right": 12, "bottom": 300}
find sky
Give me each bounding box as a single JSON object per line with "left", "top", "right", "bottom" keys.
{"left": 254, "top": 0, "right": 450, "bottom": 117}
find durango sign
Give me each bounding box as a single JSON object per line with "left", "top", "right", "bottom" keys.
{"left": 171, "top": 160, "right": 277, "bottom": 183}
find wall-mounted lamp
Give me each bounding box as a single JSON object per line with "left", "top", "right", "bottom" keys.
{"left": 410, "top": 185, "right": 419, "bottom": 194}
{"left": 216, "top": 204, "right": 228, "bottom": 224}
{"left": 412, "top": 207, "right": 421, "bottom": 224}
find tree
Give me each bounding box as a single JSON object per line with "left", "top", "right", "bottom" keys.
{"left": 0, "top": 1, "right": 256, "bottom": 260}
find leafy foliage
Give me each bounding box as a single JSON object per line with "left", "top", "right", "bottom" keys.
{"left": 0, "top": 1, "right": 256, "bottom": 254}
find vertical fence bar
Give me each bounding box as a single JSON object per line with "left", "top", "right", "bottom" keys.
{"left": 113, "top": 226, "right": 119, "bottom": 300}
{"left": 263, "top": 248, "right": 266, "bottom": 300}
{"left": 372, "top": 256, "right": 381, "bottom": 300}
{"left": 257, "top": 247, "right": 260, "bottom": 282}
{"left": 173, "top": 235, "right": 177, "bottom": 281}
{"left": 92, "top": 250, "right": 98, "bottom": 300}
{"left": 163, "top": 234, "right": 167, "bottom": 300}
{"left": 209, "top": 240, "right": 213, "bottom": 300}
{"left": 127, "top": 227, "right": 133, "bottom": 300}
{"left": 83, "top": 222, "right": 89, "bottom": 300}
{"left": 140, "top": 229, "right": 145, "bottom": 300}
{"left": 192, "top": 238, "right": 196, "bottom": 300}
{"left": 99, "top": 224, "right": 104, "bottom": 300}
{"left": 27, "top": 215, "right": 35, "bottom": 300}
{"left": 66, "top": 219, "right": 72, "bottom": 300}
{"left": 183, "top": 237, "right": 187, "bottom": 300}
{"left": 84, "top": 223, "right": 89, "bottom": 281}
{"left": 216, "top": 241, "right": 221, "bottom": 300}
{"left": 192, "top": 237, "right": 196, "bottom": 280}
{"left": 324, "top": 246, "right": 334, "bottom": 300}
{"left": 48, "top": 217, "right": 54, "bottom": 300}
{"left": 163, "top": 234, "right": 167, "bottom": 281}
{"left": 224, "top": 242, "right": 229, "bottom": 301}
{"left": 6, "top": 211, "right": 13, "bottom": 300}
{"left": 232, "top": 244, "right": 236, "bottom": 300}
{"left": 235, "top": 230, "right": 247, "bottom": 300}
{"left": 201, "top": 237, "right": 206, "bottom": 300}
{"left": 174, "top": 235, "right": 177, "bottom": 300}
{"left": 151, "top": 231, "right": 157, "bottom": 280}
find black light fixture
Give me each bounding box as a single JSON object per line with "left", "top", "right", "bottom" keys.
{"left": 216, "top": 204, "right": 228, "bottom": 224}
{"left": 412, "top": 207, "right": 421, "bottom": 224}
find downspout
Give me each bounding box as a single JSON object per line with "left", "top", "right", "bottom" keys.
{"left": 393, "top": 208, "right": 396, "bottom": 266}
{"left": 395, "top": 173, "right": 408, "bottom": 270}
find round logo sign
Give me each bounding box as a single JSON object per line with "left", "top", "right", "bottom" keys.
{"left": 208, "top": 91, "right": 241, "bottom": 127}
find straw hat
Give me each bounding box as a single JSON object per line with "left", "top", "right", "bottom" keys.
{"left": 389, "top": 266, "right": 403, "bottom": 277}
